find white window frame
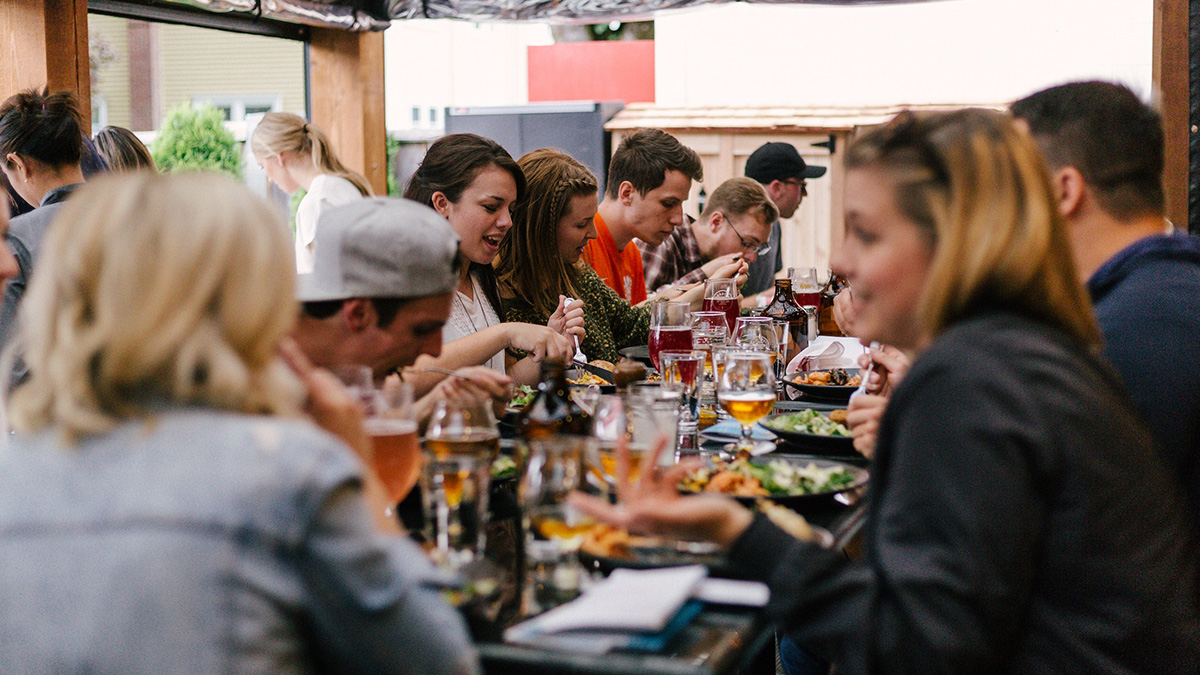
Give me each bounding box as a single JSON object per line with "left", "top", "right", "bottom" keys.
{"left": 192, "top": 95, "right": 282, "bottom": 122}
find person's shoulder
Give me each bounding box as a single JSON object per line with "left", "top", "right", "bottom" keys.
{"left": 9, "top": 202, "right": 66, "bottom": 242}
{"left": 315, "top": 174, "right": 365, "bottom": 200}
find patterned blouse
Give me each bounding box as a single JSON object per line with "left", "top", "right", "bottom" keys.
{"left": 504, "top": 265, "right": 650, "bottom": 364}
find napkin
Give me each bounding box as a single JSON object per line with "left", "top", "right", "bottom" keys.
{"left": 504, "top": 565, "right": 708, "bottom": 653}
{"left": 785, "top": 338, "right": 867, "bottom": 400}
{"left": 700, "top": 418, "right": 776, "bottom": 443}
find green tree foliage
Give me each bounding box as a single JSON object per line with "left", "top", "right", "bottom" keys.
{"left": 151, "top": 104, "right": 243, "bottom": 177}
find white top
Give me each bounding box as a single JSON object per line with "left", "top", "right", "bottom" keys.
{"left": 294, "top": 174, "right": 364, "bottom": 274}
{"left": 442, "top": 272, "right": 506, "bottom": 374}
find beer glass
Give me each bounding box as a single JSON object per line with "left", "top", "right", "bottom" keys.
{"left": 423, "top": 398, "right": 500, "bottom": 566}
{"left": 364, "top": 381, "right": 420, "bottom": 511}
{"left": 703, "top": 277, "right": 740, "bottom": 334}
{"left": 520, "top": 436, "right": 592, "bottom": 609}
{"left": 660, "top": 350, "right": 705, "bottom": 451}
{"left": 717, "top": 351, "right": 776, "bottom": 451}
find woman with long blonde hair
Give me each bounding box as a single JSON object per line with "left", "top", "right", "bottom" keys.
{"left": 251, "top": 112, "right": 371, "bottom": 273}
{"left": 573, "top": 109, "right": 1200, "bottom": 672}
{"left": 0, "top": 172, "right": 478, "bottom": 674}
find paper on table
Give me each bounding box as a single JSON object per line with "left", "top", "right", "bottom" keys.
{"left": 505, "top": 565, "right": 708, "bottom": 643}
{"left": 694, "top": 578, "right": 770, "bottom": 607}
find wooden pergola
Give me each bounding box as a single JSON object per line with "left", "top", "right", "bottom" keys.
{"left": 0, "top": 0, "right": 1191, "bottom": 230}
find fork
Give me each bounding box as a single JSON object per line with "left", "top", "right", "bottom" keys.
{"left": 563, "top": 296, "right": 587, "bottom": 364}
{"left": 849, "top": 341, "right": 881, "bottom": 403}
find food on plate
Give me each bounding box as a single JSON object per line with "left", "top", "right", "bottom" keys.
{"left": 508, "top": 384, "right": 536, "bottom": 410}
{"left": 491, "top": 455, "right": 517, "bottom": 481}
{"left": 682, "top": 454, "right": 858, "bottom": 498}
{"left": 579, "top": 523, "right": 660, "bottom": 558}
{"left": 762, "top": 409, "right": 850, "bottom": 437}
{"left": 794, "top": 368, "right": 862, "bottom": 387}
{"left": 569, "top": 359, "right": 614, "bottom": 385}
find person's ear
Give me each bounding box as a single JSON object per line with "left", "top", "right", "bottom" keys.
{"left": 430, "top": 191, "right": 452, "bottom": 218}
{"left": 6, "top": 154, "right": 29, "bottom": 182}
{"left": 1053, "top": 167, "right": 1086, "bottom": 218}
{"left": 708, "top": 211, "right": 724, "bottom": 234}
{"left": 618, "top": 181, "right": 636, "bottom": 206}
{"left": 341, "top": 298, "right": 377, "bottom": 332}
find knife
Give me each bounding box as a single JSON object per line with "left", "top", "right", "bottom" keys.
{"left": 572, "top": 357, "right": 614, "bottom": 383}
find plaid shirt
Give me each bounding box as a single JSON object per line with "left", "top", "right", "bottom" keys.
{"left": 637, "top": 225, "right": 708, "bottom": 293}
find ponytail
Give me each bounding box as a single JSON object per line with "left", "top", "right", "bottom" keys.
{"left": 250, "top": 112, "right": 373, "bottom": 197}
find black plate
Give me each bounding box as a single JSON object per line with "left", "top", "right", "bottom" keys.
{"left": 684, "top": 457, "right": 868, "bottom": 514}
{"left": 618, "top": 344, "right": 653, "bottom": 366}
{"left": 579, "top": 539, "right": 727, "bottom": 575}
{"left": 783, "top": 368, "right": 861, "bottom": 403}
{"left": 758, "top": 412, "right": 856, "bottom": 455}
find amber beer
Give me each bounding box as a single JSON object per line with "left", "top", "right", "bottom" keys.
{"left": 596, "top": 442, "right": 649, "bottom": 483}
{"left": 425, "top": 429, "right": 501, "bottom": 461}
{"left": 529, "top": 512, "right": 595, "bottom": 541}
{"left": 364, "top": 418, "right": 421, "bottom": 504}
{"left": 718, "top": 391, "right": 776, "bottom": 425}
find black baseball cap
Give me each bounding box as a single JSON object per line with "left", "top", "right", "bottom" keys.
{"left": 744, "top": 142, "right": 827, "bottom": 184}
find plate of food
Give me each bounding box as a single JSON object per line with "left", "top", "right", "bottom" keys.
{"left": 578, "top": 523, "right": 728, "bottom": 574}
{"left": 759, "top": 409, "right": 856, "bottom": 455}
{"left": 680, "top": 453, "right": 868, "bottom": 512}
{"left": 783, "top": 368, "right": 862, "bottom": 403}
{"left": 506, "top": 384, "right": 537, "bottom": 414}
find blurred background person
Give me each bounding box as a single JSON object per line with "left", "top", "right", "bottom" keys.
{"left": 1011, "top": 80, "right": 1200, "bottom": 520}
{"left": 92, "top": 125, "right": 155, "bottom": 173}
{"left": 0, "top": 87, "right": 86, "bottom": 366}
{"left": 574, "top": 109, "right": 1200, "bottom": 674}
{"left": 250, "top": 112, "right": 372, "bottom": 274}
{"left": 497, "top": 148, "right": 650, "bottom": 364}
{"left": 0, "top": 171, "right": 479, "bottom": 674}
{"left": 742, "top": 142, "right": 827, "bottom": 303}
{"left": 403, "top": 133, "right": 580, "bottom": 392}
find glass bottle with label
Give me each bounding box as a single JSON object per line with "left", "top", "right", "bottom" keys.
{"left": 518, "top": 358, "right": 590, "bottom": 440}
{"left": 818, "top": 273, "right": 849, "bottom": 337}
{"left": 761, "top": 277, "right": 809, "bottom": 368}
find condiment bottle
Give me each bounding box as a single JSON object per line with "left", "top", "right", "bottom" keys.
{"left": 518, "top": 358, "right": 590, "bottom": 440}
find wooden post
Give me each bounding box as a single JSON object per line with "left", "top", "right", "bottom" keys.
{"left": 309, "top": 28, "right": 387, "bottom": 195}
{"left": 1153, "top": 0, "right": 1188, "bottom": 230}
{"left": 0, "top": 0, "right": 90, "bottom": 120}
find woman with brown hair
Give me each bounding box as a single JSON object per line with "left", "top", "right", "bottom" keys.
{"left": 92, "top": 125, "right": 155, "bottom": 173}
{"left": 250, "top": 112, "right": 371, "bottom": 273}
{"left": 495, "top": 148, "right": 649, "bottom": 364}
{"left": 573, "top": 109, "right": 1200, "bottom": 673}
{"left": 403, "top": 134, "right": 580, "bottom": 393}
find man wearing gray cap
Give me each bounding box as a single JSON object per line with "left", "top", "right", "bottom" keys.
{"left": 292, "top": 197, "right": 510, "bottom": 417}
{"left": 743, "top": 142, "right": 827, "bottom": 299}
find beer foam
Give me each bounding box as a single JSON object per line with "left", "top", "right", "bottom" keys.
{"left": 363, "top": 418, "right": 417, "bottom": 435}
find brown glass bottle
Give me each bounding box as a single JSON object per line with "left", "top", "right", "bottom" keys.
{"left": 518, "top": 358, "right": 591, "bottom": 440}
{"left": 761, "top": 277, "right": 809, "bottom": 366}
{"left": 817, "top": 273, "right": 848, "bottom": 337}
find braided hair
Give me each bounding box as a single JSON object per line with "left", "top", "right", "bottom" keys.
{"left": 496, "top": 148, "right": 598, "bottom": 318}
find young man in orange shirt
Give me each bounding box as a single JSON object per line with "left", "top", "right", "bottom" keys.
{"left": 584, "top": 128, "right": 704, "bottom": 304}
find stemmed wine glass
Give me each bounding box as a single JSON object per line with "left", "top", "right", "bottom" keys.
{"left": 716, "top": 351, "right": 776, "bottom": 452}
{"left": 648, "top": 301, "right": 692, "bottom": 371}
{"left": 423, "top": 399, "right": 500, "bottom": 566}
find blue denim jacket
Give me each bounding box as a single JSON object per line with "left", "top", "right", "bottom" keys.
{"left": 0, "top": 407, "right": 479, "bottom": 674}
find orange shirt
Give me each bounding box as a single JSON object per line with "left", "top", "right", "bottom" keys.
{"left": 583, "top": 213, "right": 648, "bottom": 305}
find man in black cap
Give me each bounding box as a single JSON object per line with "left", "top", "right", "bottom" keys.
{"left": 742, "top": 142, "right": 827, "bottom": 297}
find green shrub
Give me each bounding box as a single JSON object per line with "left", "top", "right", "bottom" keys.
{"left": 151, "top": 103, "right": 242, "bottom": 177}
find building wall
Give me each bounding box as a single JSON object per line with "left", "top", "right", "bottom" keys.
{"left": 655, "top": 1, "right": 1155, "bottom": 108}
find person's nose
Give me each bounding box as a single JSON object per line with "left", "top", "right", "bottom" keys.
{"left": 744, "top": 250, "right": 758, "bottom": 264}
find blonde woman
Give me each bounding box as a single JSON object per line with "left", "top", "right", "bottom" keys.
{"left": 574, "top": 110, "right": 1200, "bottom": 672}
{"left": 0, "top": 172, "right": 478, "bottom": 674}
{"left": 251, "top": 112, "right": 371, "bottom": 273}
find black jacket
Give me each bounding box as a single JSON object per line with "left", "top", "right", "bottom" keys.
{"left": 728, "top": 310, "right": 1200, "bottom": 674}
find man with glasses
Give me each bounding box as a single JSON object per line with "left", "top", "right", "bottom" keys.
{"left": 742, "top": 142, "right": 827, "bottom": 298}
{"left": 639, "top": 176, "right": 777, "bottom": 293}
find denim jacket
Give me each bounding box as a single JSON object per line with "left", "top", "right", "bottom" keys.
{"left": 0, "top": 407, "right": 479, "bottom": 674}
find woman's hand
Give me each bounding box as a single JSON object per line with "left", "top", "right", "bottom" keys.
{"left": 547, "top": 295, "right": 586, "bottom": 342}
{"left": 860, "top": 343, "right": 911, "bottom": 397}
{"left": 568, "top": 438, "right": 754, "bottom": 549}
{"left": 505, "top": 322, "right": 575, "bottom": 364}
{"left": 846, "top": 393, "right": 887, "bottom": 460}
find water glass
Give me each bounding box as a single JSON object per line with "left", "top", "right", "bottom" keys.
{"left": 520, "top": 436, "right": 592, "bottom": 610}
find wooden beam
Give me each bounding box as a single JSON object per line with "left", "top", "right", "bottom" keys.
{"left": 309, "top": 28, "right": 387, "bottom": 196}
{"left": 1153, "top": 0, "right": 1188, "bottom": 230}
{"left": 0, "top": 0, "right": 90, "bottom": 121}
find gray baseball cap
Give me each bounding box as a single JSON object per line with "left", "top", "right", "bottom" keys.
{"left": 297, "top": 197, "right": 461, "bottom": 302}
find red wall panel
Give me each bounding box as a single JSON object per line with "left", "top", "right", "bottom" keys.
{"left": 528, "top": 40, "right": 654, "bottom": 103}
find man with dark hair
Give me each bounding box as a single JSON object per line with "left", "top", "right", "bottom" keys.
{"left": 292, "top": 198, "right": 509, "bottom": 419}
{"left": 583, "top": 128, "right": 703, "bottom": 304}
{"left": 1011, "top": 80, "right": 1200, "bottom": 517}
{"left": 639, "top": 177, "right": 774, "bottom": 292}
{"left": 743, "top": 142, "right": 826, "bottom": 298}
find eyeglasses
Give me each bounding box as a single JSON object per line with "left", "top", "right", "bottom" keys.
{"left": 783, "top": 178, "right": 808, "bottom": 196}
{"left": 721, "top": 213, "right": 771, "bottom": 256}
